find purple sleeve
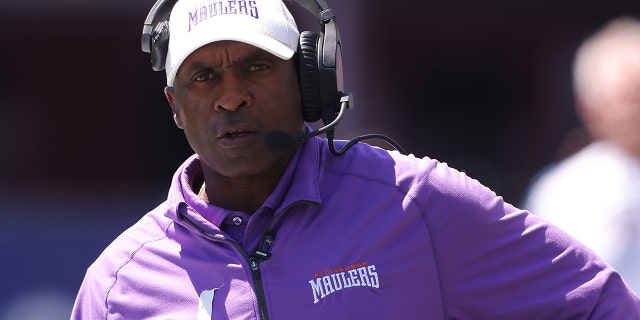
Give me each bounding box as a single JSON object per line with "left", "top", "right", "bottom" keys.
{"left": 419, "top": 160, "right": 640, "bottom": 318}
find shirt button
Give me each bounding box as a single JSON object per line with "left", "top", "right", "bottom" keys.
{"left": 232, "top": 216, "right": 243, "bottom": 225}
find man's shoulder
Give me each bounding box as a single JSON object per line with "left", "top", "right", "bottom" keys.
{"left": 319, "top": 141, "right": 428, "bottom": 179}
{"left": 88, "top": 201, "right": 175, "bottom": 274}
{"left": 316, "top": 141, "right": 457, "bottom": 198}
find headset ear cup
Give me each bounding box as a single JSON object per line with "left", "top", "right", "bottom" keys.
{"left": 298, "top": 31, "right": 323, "bottom": 123}
{"left": 150, "top": 21, "right": 170, "bottom": 71}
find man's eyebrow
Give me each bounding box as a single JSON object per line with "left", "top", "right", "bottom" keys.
{"left": 184, "top": 61, "right": 214, "bottom": 72}
{"left": 180, "top": 46, "right": 274, "bottom": 75}
{"left": 241, "top": 48, "right": 274, "bottom": 62}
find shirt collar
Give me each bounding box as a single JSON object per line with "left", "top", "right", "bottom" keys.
{"left": 166, "top": 135, "right": 322, "bottom": 226}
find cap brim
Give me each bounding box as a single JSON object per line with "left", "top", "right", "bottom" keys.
{"left": 166, "top": 31, "right": 296, "bottom": 86}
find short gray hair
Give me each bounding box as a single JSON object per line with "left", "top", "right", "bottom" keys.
{"left": 573, "top": 16, "right": 640, "bottom": 108}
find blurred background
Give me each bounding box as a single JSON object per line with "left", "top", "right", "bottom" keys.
{"left": 1, "top": 0, "right": 639, "bottom": 318}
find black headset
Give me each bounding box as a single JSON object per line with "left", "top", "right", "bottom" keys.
{"left": 141, "top": 0, "right": 344, "bottom": 127}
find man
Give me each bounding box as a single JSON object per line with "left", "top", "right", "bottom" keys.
{"left": 72, "top": 0, "right": 640, "bottom": 319}
{"left": 524, "top": 16, "right": 640, "bottom": 293}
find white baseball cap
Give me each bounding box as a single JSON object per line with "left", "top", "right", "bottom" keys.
{"left": 165, "top": 0, "right": 300, "bottom": 86}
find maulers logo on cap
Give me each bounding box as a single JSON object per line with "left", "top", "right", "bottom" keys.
{"left": 187, "top": 0, "right": 259, "bottom": 32}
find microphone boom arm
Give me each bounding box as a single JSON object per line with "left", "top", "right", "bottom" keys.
{"left": 264, "top": 92, "right": 407, "bottom": 155}
{"left": 311, "top": 92, "right": 352, "bottom": 139}
{"left": 325, "top": 92, "right": 407, "bottom": 156}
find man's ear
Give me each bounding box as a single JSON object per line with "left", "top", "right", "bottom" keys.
{"left": 164, "top": 86, "right": 184, "bottom": 129}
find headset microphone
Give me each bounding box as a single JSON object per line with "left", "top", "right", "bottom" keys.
{"left": 264, "top": 92, "right": 407, "bottom": 155}
{"left": 264, "top": 92, "right": 351, "bottom": 153}
{"left": 263, "top": 131, "right": 300, "bottom": 153}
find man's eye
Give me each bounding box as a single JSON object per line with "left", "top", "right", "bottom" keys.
{"left": 248, "top": 64, "right": 268, "bottom": 72}
{"left": 194, "top": 72, "right": 215, "bottom": 81}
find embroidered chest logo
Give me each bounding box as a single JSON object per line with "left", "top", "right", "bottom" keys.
{"left": 308, "top": 261, "right": 379, "bottom": 304}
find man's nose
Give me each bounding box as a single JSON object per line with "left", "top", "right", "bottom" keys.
{"left": 214, "top": 73, "right": 252, "bottom": 112}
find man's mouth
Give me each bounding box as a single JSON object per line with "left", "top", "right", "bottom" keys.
{"left": 224, "top": 131, "right": 247, "bottom": 138}
{"left": 216, "top": 123, "right": 260, "bottom": 144}
{"left": 221, "top": 130, "right": 256, "bottom": 139}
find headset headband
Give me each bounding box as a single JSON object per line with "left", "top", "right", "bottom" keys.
{"left": 141, "top": 0, "right": 337, "bottom": 65}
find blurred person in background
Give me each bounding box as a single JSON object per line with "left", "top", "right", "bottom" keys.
{"left": 523, "top": 15, "right": 640, "bottom": 292}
